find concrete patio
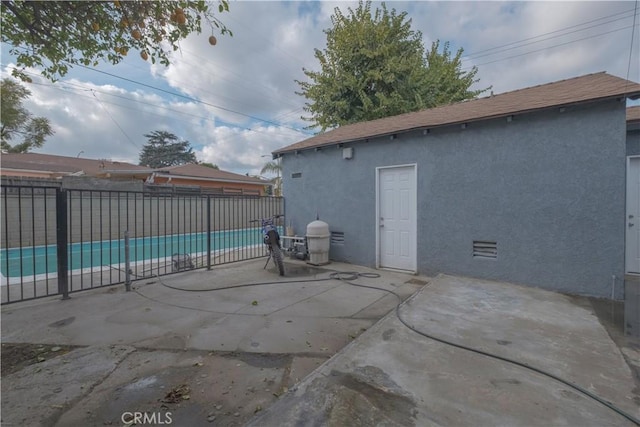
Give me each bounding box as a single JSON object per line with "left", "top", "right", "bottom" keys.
{"left": 1, "top": 259, "right": 639, "bottom": 426}
{"left": 1, "top": 258, "right": 425, "bottom": 426}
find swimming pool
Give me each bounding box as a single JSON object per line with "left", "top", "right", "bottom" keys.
{"left": 0, "top": 226, "right": 272, "bottom": 279}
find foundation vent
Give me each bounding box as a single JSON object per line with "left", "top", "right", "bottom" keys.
{"left": 473, "top": 241, "right": 497, "bottom": 259}
{"left": 330, "top": 231, "right": 345, "bottom": 245}
{"left": 291, "top": 172, "right": 302, "bottom": 179}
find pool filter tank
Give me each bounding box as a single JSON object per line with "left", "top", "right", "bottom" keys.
{"left": 306, "top": 220, "right": 330, "bottom": 265}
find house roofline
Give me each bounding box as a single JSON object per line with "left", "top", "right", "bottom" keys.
{"left": 150, "top": 172, "right": 272, "bottom": 187}
{"left": 275, "top": 94, "right": 635, "bottom": 155}
{"left": 0, "top": 167, "right": 68, "bottom": 176}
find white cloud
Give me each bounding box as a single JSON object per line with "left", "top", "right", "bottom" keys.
{"left": 197, "top": 124, "right": 300, "bottom": 176}
{"left": 2, "top": 1, "right": 638, "bottom": 174}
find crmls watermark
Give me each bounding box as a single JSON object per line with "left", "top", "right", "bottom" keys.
{"left": 121, "top": 411, "right": 173, "bottom": 425}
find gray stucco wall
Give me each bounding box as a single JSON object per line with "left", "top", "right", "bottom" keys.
{"left": 283, "top": 99, "right": 627, "bottom": 299}
{"left": 627, "top": 129, "right": 640, "bottom": 156}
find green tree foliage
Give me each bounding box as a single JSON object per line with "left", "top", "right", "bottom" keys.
{"left": 1, "top": 0, "right": 232, "bottom": 82}
{"left": 260, "top": 160, "right": 282, "bottom": 196}
{"left": 139, "top": 130, "right": 196, "bottom": 168}
{"left": 199, "top": 162, "right": 219, "bottom": 169}
{"left": 1, "top": 78, "right": 54, "bottom": 153}
{"left": 297, "top": 0, "right": 489, "bottom": 131}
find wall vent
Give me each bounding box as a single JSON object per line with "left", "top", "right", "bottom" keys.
{"left": 291, "top": 172, "right": 302, "bottom": 179}
{"left": 330, "top": 231, "right": 345, "bottom": 245}
{"left": 473, "top": 241, "right": 497, "bottom": 259}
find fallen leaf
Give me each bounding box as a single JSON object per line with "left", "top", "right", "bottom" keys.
{"left": 162, "top": 384, "right": 190, "bottom": 403}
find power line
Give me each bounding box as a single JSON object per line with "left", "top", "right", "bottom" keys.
{"left": 10, "top": 67, "right": 305, "bottom": 141}
{"left": 462, "top": 7, "right": 638, "bottom": 61}
{"left": 179, "top": 47, "right": 304, "bottom": 113}
{"left": 463, "top": 23, "right": 639, "bottom": 71}
{"left": 91, "top": 90, "right": 139, "bottom": 149}
{"left": 463, "top": 10, "right": 639, "bottom": 62}
{"left": 71, "top": 62, "right": 312, "bottom": 136}
{"left": 6, "top": 45, "right": 311, "bottom": 136}
{"left": 626, "top": 1, "right": 639, "bottom": 85}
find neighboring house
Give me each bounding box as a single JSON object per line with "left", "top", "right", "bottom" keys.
{"left": 146, "top": 163, "right": 271, "bottom": 196}
{"left": 275, "top": 72, "right": 640, "bottom": 299}
{"left": 0, "top": 153, "right": 271, "bottom": 195}
{"left": 0, "top": 152, "right": 152, "bottom": 180}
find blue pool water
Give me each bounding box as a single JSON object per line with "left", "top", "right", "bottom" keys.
{"left": 0, "top": 227, "right": 270, "bottom": 278}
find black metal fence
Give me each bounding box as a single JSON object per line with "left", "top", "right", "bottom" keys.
{"left": 1, "top": 185, "right": 284, "bottom": 304}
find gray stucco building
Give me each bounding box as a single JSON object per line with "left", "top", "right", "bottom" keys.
{"left": 275, "top": 73, "right": 640, "bottom": 299}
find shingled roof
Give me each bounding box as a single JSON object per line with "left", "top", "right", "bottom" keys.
{"left": 156, "top": 163, "right": 269, "bottom": 185}
{"left": 629, "top": 105, "right": 640, "bottom": 124}
{"left": 275, "top": 72, "right": 640, "bottom": 154}
{"left": 1, "top": 152, "right": 151, "bottom": 176}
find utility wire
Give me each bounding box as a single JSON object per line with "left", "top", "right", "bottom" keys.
{"left": 626, "top": 0, "right": 639, "bottom": 85}
{"left": 91, "top": 90, "right": 139, "bottom": 149}
{"left": 463, "top": 8, "right": 638, "bottom": 60}
{"left": 6, "top": 45, "right": 311, "bottom": 136}
{"left": 71, "top": 62, "right": 312, "bottom": 136}
{"left": 463, "top": 11, "right": 639, "bottom": 62}
{"left": 10, "top": 68, "right": 304, "bottom": 142}
{"left": 464, "top": 23, "right": 639, "bottom": 70}
{"left": 179, "top": 48, "right": 305, "bottom": 112}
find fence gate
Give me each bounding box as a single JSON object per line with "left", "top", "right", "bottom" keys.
{"left": 1, "top": 185, "right": 284, "bottom": 304}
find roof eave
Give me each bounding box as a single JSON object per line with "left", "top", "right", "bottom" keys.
{"left": 275, "top": 93, "right": 639, "bottom": 155}
{"left": 0, "top": 167, "right": 65, "bottom": 175}
{"left": 151, "top": 172, "right": 271, "bottom": 187}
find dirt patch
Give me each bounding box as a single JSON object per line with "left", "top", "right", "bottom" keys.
{"left": 1, "top": 343, "right": 82, "bottom": 376}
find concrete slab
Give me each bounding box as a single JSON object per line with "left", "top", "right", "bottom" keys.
{"left": 250, "top": 275, "right": 640, "bottom": 426}
{"left": 1, "top": 258, "right": 428, "bottom": 426}
{"left": 4, "top": 263, "right": 637, "bottom": 426}
{"left": 1, "top": 345, "right": 136, "bottom": 426}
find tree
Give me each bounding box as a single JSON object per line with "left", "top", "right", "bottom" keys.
{"left": 296, "top": 0, "right": 489, "bottom": 131}
{"left": 199, "top": 162, "right": 219, "bottom": 169}
{"left": 1, "top": 78, "right": 54, "bottom": 153}
{"left": 1, "top": 0, "right": 232, "bottom": 82}
{"left": 139, "top": 130, "right": 196, "bottom": 168}
{"left": 260, "top": 160, "right": 282, "bottom": 197}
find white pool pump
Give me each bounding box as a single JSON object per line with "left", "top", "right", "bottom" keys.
{"left": 306, "top": 220, "right": 330, "bottom": 265}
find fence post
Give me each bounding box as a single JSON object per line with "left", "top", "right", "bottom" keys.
{"left": 207, "top": 196, "right": 212, "bottom": 270}
{"left": 124, "top": 230, "right": 131, "bottom": 291}
{"left": 56, "top": 188, "right": 70, "bottom": 300}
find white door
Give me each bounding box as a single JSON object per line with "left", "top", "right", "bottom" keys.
{"left": 378, "top": 165, "right": 416, "bottom": 271}
{"left": 627, "top": 157, "right": 640, "bottom": 273}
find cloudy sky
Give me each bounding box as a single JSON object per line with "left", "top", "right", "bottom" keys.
{"left": 1, "top": 1, "right": 639, "bottom": 177}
